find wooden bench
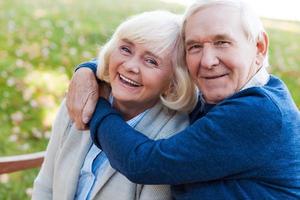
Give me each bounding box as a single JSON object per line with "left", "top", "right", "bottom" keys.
{"left": 0, "top": 151, "right": 45, "bottom": 174}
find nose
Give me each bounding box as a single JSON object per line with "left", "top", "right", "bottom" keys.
{"left": 200, "top": 44, "right": 219, "bottom": 69}
{"left": 124, "top": 57, "right": 140, "bottom": 74}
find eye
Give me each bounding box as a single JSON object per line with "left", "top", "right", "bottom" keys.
{"left": 214, "top": 41, "right": 230, "bottom": 47}
{"left": 145, "top": 57, "right": 158, "bottom": 67}
{"left": 120, "top": 45, "right": 131, "bottom": 55}
{"left": 186, "top": 44, "right": 203, "bottom": 53}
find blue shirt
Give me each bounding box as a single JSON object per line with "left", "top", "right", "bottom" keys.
{"left": 75, "top": 101, "right": 148, "bottom": 200}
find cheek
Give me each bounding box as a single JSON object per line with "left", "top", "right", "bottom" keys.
{"left": 108, "top": 53, "right": 122, "bottom": 73}
{"left": 108, "top": 63, "right": 114, "bottom": 77}
{"left": 146, "top": 70, "right": 172, "bottom": 92}
{"left": 186, "top": 55, "right": 198, "bottom": 77}
{"left": 108, "top": 60, "right": 119, "bottom": 83}
{"left": 227, "top": 64, "right": 249, "bottom": 90}
{"left": 185, "top": 55, "right": 192, "bottom": 68}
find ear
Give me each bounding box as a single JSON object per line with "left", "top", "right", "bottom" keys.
{"left": 256, "top": 31, "right": 269, "bottom": 65}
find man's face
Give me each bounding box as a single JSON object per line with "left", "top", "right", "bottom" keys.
{"left": 185, "top": 5, "right": 261, "bottom": 104}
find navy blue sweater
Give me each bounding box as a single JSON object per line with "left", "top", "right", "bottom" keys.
{"left": 89, "top": 73, "right": 300, "bottom": 199}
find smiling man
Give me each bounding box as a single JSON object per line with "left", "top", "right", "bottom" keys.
{"left": 66, "top": 0, "right": 300, "bottom": 199}
{"left": 184, "top": 4, "right": 266, "bottom": 104}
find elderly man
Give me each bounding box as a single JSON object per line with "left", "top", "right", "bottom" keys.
{"left": 67, "top": 0, "right": 300, "bottom": 199}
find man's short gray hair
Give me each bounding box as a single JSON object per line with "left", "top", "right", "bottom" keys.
{"left": 182, "top": 0, "right": 269, "bottom": 68}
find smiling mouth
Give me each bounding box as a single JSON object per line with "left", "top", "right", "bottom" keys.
{"left": 203, "top": 74, "right": 228, "bottom": 80}
{"left": 119, "top": 73, "right": 142, "bottom": 87}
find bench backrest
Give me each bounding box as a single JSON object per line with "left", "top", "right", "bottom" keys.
{"left": 0, "top": 151, "right": 45, "bottom": 174}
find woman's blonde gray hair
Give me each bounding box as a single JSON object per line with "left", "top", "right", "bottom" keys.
{"left": 97, "top": 10, "right": 197, "bottom": 112}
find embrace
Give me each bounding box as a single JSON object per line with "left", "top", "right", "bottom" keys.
{"left": 33, "top": 0, "right": 300, "bottom": 199}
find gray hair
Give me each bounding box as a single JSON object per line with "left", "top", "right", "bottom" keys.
{"left": 97, "top": 10, "right": 197, "bottom": 112}
{"left": 182, "top": 0, "right": 269, "bottom": 68}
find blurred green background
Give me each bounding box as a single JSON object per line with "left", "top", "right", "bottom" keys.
{"left": 0, "top": 0, "right": 299, "bottom": 199}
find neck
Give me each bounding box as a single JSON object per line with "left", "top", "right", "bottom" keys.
{"left": 112, "top": 100, "right": 157, "bottom": 121}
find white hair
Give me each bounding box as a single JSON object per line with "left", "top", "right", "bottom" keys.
{"left": 182, "top": 0, "right": 269, "bottom": 68}
{"left": 97, "top": 10, "right": 197, "bottom": 112}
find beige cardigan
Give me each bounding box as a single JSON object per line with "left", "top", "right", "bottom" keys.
{"left": 32, "top": 100, "right": 189, "bottom": 200}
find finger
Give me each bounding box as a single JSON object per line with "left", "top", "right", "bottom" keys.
{"left": 82, "top": 90, "right": 99, "bottom": 124}
{"left": 68, "top": 76, "right": 88, "bottom": 126}
{"left": 74, "top": 119, "right": 88, "bottom": 130}
{"left": 66, "top": 77, "right": 78, "bottom": 122}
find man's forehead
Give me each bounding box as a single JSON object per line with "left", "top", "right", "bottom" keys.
{"left": 185, "top": 5, "right": 242, "bottom": 40}
{"left": 187, "top": 5, "right": 240, "bottom": 26}
{"left": 192, "top": 3, "right": 240, "bottom": 16}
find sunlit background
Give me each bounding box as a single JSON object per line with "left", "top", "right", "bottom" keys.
{"left": 0, "top": 0, "right": 299, "bottom": 199}
{"left": 163, "top": 0, "right": 300, "bottom": 21}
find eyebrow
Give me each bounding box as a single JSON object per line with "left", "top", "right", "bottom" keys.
{"left": 121, "top": 38, "right": 135, "bottom": 46}
{"left": 144, "top": 50, "right": 161, "bottom": 61}
{"left": 185, "top": 33, "right": 234, "bottom": 47}
{"left": 121, "top": 38, "right": 162, "bottom": 62}
{"left": 213, "top": 34, "right": 234, "bottom": 41}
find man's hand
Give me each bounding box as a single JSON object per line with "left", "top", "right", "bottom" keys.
{"left": 66, "top": 67, "right": 99, "bottom": 130}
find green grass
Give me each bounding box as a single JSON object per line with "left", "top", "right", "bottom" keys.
{"left": 0, "top": 0, "right": 299, "bottom": 199}
{"left": 264, "top": 19, "right": 300, "bottom": 105}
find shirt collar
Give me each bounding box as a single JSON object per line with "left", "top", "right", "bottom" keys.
{"left": 240, "top": 67, "right": 270, "bottom": 91}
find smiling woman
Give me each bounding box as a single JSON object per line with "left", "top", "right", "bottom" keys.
{"left": 97, "top": 11, "right": 197, "bottom": 113}
{"left": 32, "top": 10, "right": 197, "bottom": 200}
{"left": 0, "top": 0, "right": 188, "bottom": 198}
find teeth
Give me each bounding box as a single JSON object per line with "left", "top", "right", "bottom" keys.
{"left": 119, "top": 74, "right": 142, "bottom": 87}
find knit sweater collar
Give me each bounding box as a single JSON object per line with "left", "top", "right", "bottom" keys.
{"left": 240, "top": 67, "right": 270, "bottom": 91}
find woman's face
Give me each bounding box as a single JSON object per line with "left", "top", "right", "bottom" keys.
{"left": 108, "top": 38, "right": 173, "bottom": 112}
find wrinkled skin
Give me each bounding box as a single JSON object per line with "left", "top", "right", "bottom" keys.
{"left": 66, "top": 67, "right": 99, "bottom": 130}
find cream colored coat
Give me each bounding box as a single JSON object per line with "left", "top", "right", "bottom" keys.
{"left": 32, "top": 100, "right": 189, "bottom": 200}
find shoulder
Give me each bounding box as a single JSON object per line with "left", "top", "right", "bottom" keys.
{"left": 225, "top": 76, "right": 289, "bottom": 113}
{"left": 135, "top": 102, "right": 189, "bottom": 140}
{"left": 189, "top": 76, "right": 300, "bottom": 142}
{"left": 158, "top": 110, "right": 189, "bottom": 138}
{"left": 226, "top": 75, "right": 297, "bottom": 119}
{"left": 194, "top": 84, "right": 284, "bottom": 137}
{"left": 226, "top": 84, "right": 282, "bottom": 119}
{"left": 52, "top": 99, "right": 72, "bottom": 133}
{"left": 49, "top": 99, "right": 76, "bottom": 148}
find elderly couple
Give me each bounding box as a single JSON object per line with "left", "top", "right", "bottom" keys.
{"left": 32, "top": 0, "right": 300, "bottom": 199}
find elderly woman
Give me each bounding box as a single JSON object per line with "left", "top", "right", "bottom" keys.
{"left": 32, "top": 10, "right": 197, "bottom": 200}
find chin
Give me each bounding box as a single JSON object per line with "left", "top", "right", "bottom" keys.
{"left": 203, "top": 93, "right": 227, "bottom": 104}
